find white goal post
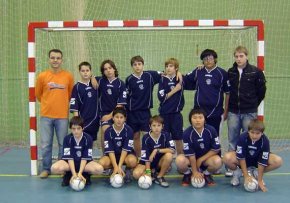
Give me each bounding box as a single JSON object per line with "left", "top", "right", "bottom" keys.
{"left": 28, "top": 19, "right": 264, "bottom": 176}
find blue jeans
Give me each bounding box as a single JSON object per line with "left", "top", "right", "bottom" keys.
{"left": 40, "top": 117, "right": 68, "bottom": 171}
{"left": 227, "top": 112, "right": 257, "bottom": 151}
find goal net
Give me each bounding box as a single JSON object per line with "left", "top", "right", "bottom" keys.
{"left": 29, "top": 19, "right": 267, "bottom": 175}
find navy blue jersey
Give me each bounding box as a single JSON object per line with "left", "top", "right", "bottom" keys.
{"left": 126, "top": 71, "right": 161, "bottom": 111}
{"left": 158, "top": 75, "right": 184, "bottom": 114}
{"left": 62, "top": 132, "right": 93, "bottom": 166}
{"left": 184, "top": 67, "right": 230, "bottom": 118}
{"left": 140, "top": 131, "right": 175, "bottom": 162}
{"left": 236, "top": 132, "right": 270, "bottom": 167}
{"left": 183, "top": 124, "right": 220, "bottom": 159}
{"left": 96, "top": 77, "right": 127, "bottom": 114}
{"left": 104, "top": 124, "right": 134, "bottom": 156}
{"left": 70, "top": 81, "right": 99, "bottom": 129}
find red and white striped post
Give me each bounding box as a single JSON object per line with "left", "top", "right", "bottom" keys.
{"left": 28, "top": 19, "right": 264, "bottom": 175}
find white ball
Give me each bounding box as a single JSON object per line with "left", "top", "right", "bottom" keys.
{"left": 110, "top": 174, "right": 124, "bottom": 188}
{"left": 138, "top": 175, "right": 152, "bottom": 189}
{"left": 191, "top": 177, "right": 205, "bottom": 188}
{"left": 70, "top": 177, "right": 85, "bottom": 191}
{"left": 244, "top": 178, "right": 259, "bottom": 192}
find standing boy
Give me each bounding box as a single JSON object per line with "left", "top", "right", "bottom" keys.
{"left": 158, "top": 58, "right": 184, "bottom": 155}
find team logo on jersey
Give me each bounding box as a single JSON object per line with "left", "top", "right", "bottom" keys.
{"left": 199, "top": 143, "right": 204, "bottom": 149}
{"left": 169, "top": 140, "right": 175, "bottom": 147}
{"left": 227, "top": 80, "right": 231, "bottom": 87}
{"left": 170, "top": 86, "right": 175, "bottom": 90}
{"left": 64, "top": 148, "right": 70, "bottom": 155}
{"left": 236, "top": 146, "right": 242, "bottom": 154}
{"left": 249, "top": 150, "right": 255, "bottom": 156}
{"left": 128, "top": 140, "right": 134, "bottom": 148}
{"left": 104, "top": 141, "right": 109, "bottom": 148}
{"left": 107, "top": 88, "right": 112, "bottom": 95}
{"left": 215, "top": 137, "right": 220, "bottom": 145}
{"left": 159, "top": 89, "right": 165, "bottom": 97}
{"left": 183, "top": 143, "right": 189, "bottom": 150}
{"left": 87, "top": 92, "right": 92, "bottom": 98}
{"left": 262, "top": 152, "right": 269, "bottom": 160}
{"left": 76, "top": 150, "right": 82, "bottom": 157}
{"left": 139, "top": 84, "right": 144, "bottom": 90}
{"left": 88, "top": 149, "right": 92, "bottom": 157}
{"left": 117, "top": 141, "right": 122, "bottom": 147}
{"left": 70, "top": 98, "right": 76, "bottom": 105}
{"left": 206, "top": 79, "right": 211, "bottom": 85}
{"left": 141, "top": 150, "right": 146, "bottom": 158}
{"left": 123, "top": 91, "right": 127, "bottom": 98}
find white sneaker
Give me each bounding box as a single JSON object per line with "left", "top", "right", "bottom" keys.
{"left": 231, "top": 168, "right": 242, "bottom": 186}
{"left": 225, "top": 167, "right": 233, "bottom": 177}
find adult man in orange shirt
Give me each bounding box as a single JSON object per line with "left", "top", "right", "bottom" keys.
{"left": 36, "top": 49, "right": 74, "bottom": 178}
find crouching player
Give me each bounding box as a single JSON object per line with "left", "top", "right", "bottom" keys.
{"left": 223, "top": 119, "right": 283, "bottom": 192}
{"left": 176, "top": 108, "right": 222, "bottom": 186}
{"left": 133, "top": 115, "right": 175, "bottom": 187}
{"left": 98, "top": 107, "right": 138, "bottom": 183}
{"left": 51, "top": 116, "right": 104, "bottom": 186}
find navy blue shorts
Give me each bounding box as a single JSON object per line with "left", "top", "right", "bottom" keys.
{"left": 84, "top": 118, "right": 100, "bottom": 141}
{"left": 127, "top": 110, "right": 151, "bottom": 133}
{"left": 206, "top": 116, "right": 222, "bottom": 136}
{"left": 139, "top": 153, "right": 164, "bottom": 170}
{"left": 160, "top": 113, "right": 183, "bottom": 140}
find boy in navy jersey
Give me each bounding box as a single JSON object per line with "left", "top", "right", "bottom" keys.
{"left": 92, "top": 60, "right": 127, "bottom": 152}
{"left": 99, "top": 107, "right": 138, "bottom": 183}
{"left": 133, "top": 115, "right": 175, "bottom": 187}
{"left": 183, "top": 49, "right": 230, "bottom": 137}
{"left": 158, "top": 58, "right": 184, "bottom": 155}
{"left": 70, "top": 62, "right": 100, "bottom": 141}
{"left": 223, "top": 119, "right": 282, "bottom": 192}
{"left": 51, "top": 116, "right": 104, "bottom": 186}
{"left": 125, "top": 56, "right": 162, "bottom": 157}
{"left": 175, "top": 108, "right": 222, "bottom": 186}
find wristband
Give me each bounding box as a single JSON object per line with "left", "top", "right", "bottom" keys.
{"left": 145, "top": 169, "right": 151, "bottom": 174}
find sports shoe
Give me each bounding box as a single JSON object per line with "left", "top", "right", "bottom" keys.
{"left": 61, "top": 172, "right": 71, "bottom": 187}
{"left": 83, "top": 173, "right": 91, "bottom": 185}
{"left": 231, "top": 168, "right": 242, "bottom": 186}
{"left": 102, "top": 169, "right": 112, "bottom": 176}
{"left": 151, "top": 170, "right": 157, "bottom": 182}
{"left": 181, "top": 173, "right": 192, "bottom": 187}
{"left": 155, "top": 176, "right": 169, "bottom": 187}
{"left": 225, "top": 167, "right": 233, "bottom": 177}
{"left": 39, "top": 170, "right": 49, "bottom": 179}
{"left": 204, "top": 174, "right": 216, "bottom": 186}
{"left": 124, "top": 168, "right": 132, "bottom": 183}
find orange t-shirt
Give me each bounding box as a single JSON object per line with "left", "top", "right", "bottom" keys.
{"left": 35, "top": 69, "right": 74, "bottom": 119}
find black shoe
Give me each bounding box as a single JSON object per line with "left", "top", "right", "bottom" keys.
{"left": 83, "top": 173, "right": 91, "bottom": 185}
{"left": 61, "top": 172, "right": 72, "bottom": 187}
{"left": 154, "top": 177, "right": 169, "bottom": 187}
{"left": 182, "top": 173, "right": 192, "bottom": 187}
{"left": 204, "top": 174, "right": 215, "bottom": 186}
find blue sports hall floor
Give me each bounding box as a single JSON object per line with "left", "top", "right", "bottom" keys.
{"left": 0, "top": 147, "right": 289, "bottom": 203}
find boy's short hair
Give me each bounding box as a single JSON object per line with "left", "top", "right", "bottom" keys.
{"left": 48, "top": 49, "right": 63, "bottom": 58}
{"left": 188, "top": 108, "right": 207, "bottom": 124}
{"left": 165, "top": 58, "right": 179, "bottom": 70}
{"left": 100, "top": 59, "right": 119, "bottom": 77}
{"left": 69, "top": 116, "right": 84, "bottom": 128}
{"left": 112, "top": 107, "right": 127, "bottom": 118}
{"left": 149, "top": 115, "right": 164, "bottom": 125}
{"left": 130, "top": 55, "right": 144, "bottom": 66}
{"left": 78, "top": 61, "right": 92, "bottom": 71}
{"left": 234, "top": 46, "right": 248, "bottom": 56}
{"left": 248, "top": 119, "right": 265, "bottom": 132}
{"left": 200, "top": 49, "right": 218, "bottom": 60}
